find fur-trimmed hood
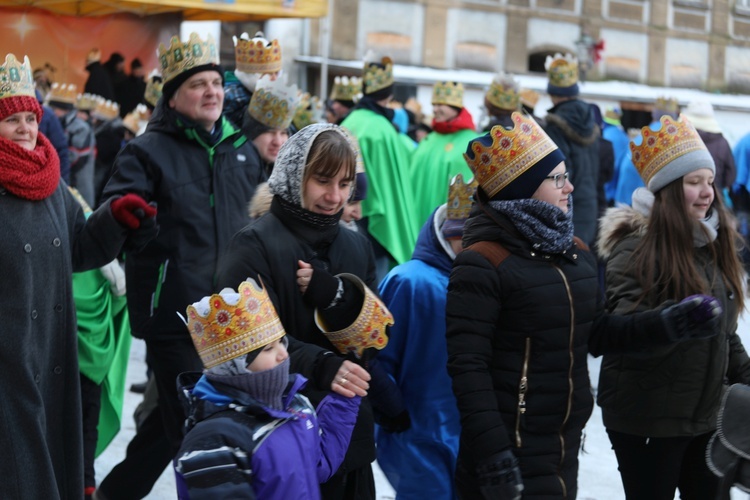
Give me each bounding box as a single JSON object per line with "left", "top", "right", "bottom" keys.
{"left": 248, "top": 182, "right": 273, "bottom": 219}
{"left": 596, "top": 205, "right": 648, "bottom": 260}
{"left": 545, "top": 99, "right": 600, "bottom": 146}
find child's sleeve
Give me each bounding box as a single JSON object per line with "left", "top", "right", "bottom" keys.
{"left": 315, "top": 393, "right": 362, "bottom": 482}
{"left": 175, "top": 444, "right": 257, "bottom": 500}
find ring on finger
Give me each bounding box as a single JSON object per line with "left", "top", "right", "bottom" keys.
{"left": 340, "top": 377, "right": 348, "bottom": 385}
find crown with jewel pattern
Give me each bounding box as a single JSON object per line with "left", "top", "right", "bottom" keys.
{"left": 447, "top": 173, "right": 478, "bottom": 221}
{"left": 432, "top": 81, "right": 464, "bottom": 108}
{"left": 0, "top": 54, "right": 35, "bottom": 99}
{"left": 314, "top": 273, "right": 392, "bottom": 358}
{"left": 234, "top": 31, "right": 282, "bottom": 74}
{"left": 144, "top": 70, "right": 163, "bottom": 108}
{"left": 630, "top": 114, "right": 713, "bottom": 192}
{"left": 465, "top": 112, "right": 561, "bottom": 199}
{"left": 486, "top": 73, "right": 520, "bottom": 111}
{"left": 293, "top": 92, "right": 325, "bottom": 130}
{"left": 330, "top": 76, "right": 362, "bottom": 103}
{"left": 363, "top": 53, "right": 394, "bottom": 95}
{"left": 248, "top": 74, "right": 300, "bottom": 130}
{"left": 47, "top": 82, "right": 79, "bottom": 105}
{"left": 184, "top": 278, "right": 286, "bottom": 369}
{"left": 545, "top": 53, "right": 578, "bottom": 90}
{"left": 157, "top": 32, "right": 218, "bottom": 85}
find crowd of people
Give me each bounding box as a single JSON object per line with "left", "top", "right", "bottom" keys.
{"left": 3, "top": 26, "right": 750, "bottom": 500}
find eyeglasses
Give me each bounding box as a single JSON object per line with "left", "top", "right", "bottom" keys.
{"left": 545, "top": 171, "right": 569, "bottom": 189}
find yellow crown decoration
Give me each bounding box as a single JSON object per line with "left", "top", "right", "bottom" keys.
{"left": 447, "top": 173, "right": 478, "bottom": 221}
{"left": 653, "top": 96, "right": 679, "bottom": 115}
{"left": 234, "top": 31, "right": 282, "bottom": 74}
{"left": 363, "top": 53, "right": 394, "bottom": 95}
{"left": 185, "top": 278, "right": 286, "bottom": 369}
{"left": 248, "top": 74, "right": 300, "bottom": 130}
{"left": 432, "top": 81, "right": 464, "bottom": 108}
{"left": 93, "top": 97, "right": 120, "bottom": 121}
{"left": 0, "top": 54, "right": 35, "bottom": 99}
{"left": 122, "top": 104, "right": 149, "bottom": 135}
{"left": 158, "top": 32, "right": 218, "bottom": 85}
{"left": 486, "top": 73, "right": 520, "bottom": 111}
{"left": 314, "top": 274, "right": 392, "bottom": 358}
{"left": 630, "top": 114, "right": 708, "bottom": 188}
{"left": 293, "top": 92, "right": 325, "bottom": 130}
{"left": 545, "top": 53, "right": 578, "bottom": 89}
{"left": 520, "top": 88, "right": 540, "bottom": 110}
{"left": 329, "top": 76, "right": 362, "bottom": 103}
{"left": 76, "top": 93, "right": 99, "bottom": 111}
{"left": 464, "top": 112, "right": 559, "bottom": 199}
{"left": 144, "top": 70, "right": 163, "bottom": 107}
{"left": 47, "top": 82, "right": 79, "bottom": 104}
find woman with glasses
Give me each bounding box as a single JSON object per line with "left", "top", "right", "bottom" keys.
{"left": 596, "top": 116, "right": 750, "bottom": 499}
{"left": 445, "top": 113, "right": 724, "bottom": 499}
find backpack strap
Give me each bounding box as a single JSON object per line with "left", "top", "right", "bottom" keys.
{"left": 465, "top": 241, "right": 511, "bottom": 268}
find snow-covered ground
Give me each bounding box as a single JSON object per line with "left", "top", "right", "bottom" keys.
{"left": 96, "top": 317, "right": 750, "bottom": 499}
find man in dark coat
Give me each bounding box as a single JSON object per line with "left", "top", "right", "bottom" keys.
{"left": 115, "top": 58, "right": 147, "bottom": 117}
{"left": 543, "top": 53, "right": 600, "bottom": 246}
{"left": 84, "top": 48, "right": 116, "bottom": 101}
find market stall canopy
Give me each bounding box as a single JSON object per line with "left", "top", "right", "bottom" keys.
{"left": 0, "top": 0, "right": 327, "bottom": 21}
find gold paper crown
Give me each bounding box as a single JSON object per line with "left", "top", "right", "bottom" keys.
{"left": 185, "top": 278, "right": 286, "bottom": 369}
{"left": 314, "top": 273, "right": 392, "bottom": 358}
{"left": 93, "top": 97, "right": 120, "bottom": 121}
{"left": 47, "top": 82, "right": 78, "bottom": 104}
{"left": 144, "top": 70, "right": 163, "bottom": 107}
{"left": 234, "top": 31, "right": 282, "bottom": 74}
{"left": 653, "top": 96, "right": 679, "bottom": 114}
{"left": 520, "top": 88, "right": 540, "bottom": 109}
{"left": 447, "top": 174, "right": 478, "bottom": 221}
{"left": 293, "top": 93, "right": 325, "bottom": 130}
{"left": 363, "top": 54, "right": 394, "bottom": 95}
{"left": 123, "top": 104, "right": 149, "bottom": 134}
{"left": 157, "top": 32, "right": 218, "bottom": 85}
{"left": 330, "top": 76, "right": 362, "bottom": 103}
{"left": 630, "top": 115, "right": 707, "bottom": 187}
{"left": 0, "top": 54, "right": 35, "bottom": 99}
{"left": 432, "top": 81, "right": 464, "bottom": 108}
{"left": 464, "top": 112, "right": 559, "bottom": 199}
{"left": 486, "top": 73, "right": 520, "bottom": 111}
{"left": 76, "top": 93, "right": 99, "bottom": 111}
{"left": 545, "top": 53, "right": 578, "bottom": 89}
{"left": 248, "top": 74, "right": 300, "bottom": 130}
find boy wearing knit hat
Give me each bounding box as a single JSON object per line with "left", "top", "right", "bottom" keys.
{"left": 175, "top": 278, "right": 361, "bottom": 500}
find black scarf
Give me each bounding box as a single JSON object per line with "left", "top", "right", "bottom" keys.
{"left": 271, "top": 195, "right": 341, "bottom": 248}
{"left": 356, "top": 95, "right": 395, "bottom": 122}
{"left": 488, "top": 198, "right": 574, "bottom": 254}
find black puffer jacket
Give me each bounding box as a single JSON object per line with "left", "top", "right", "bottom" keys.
{"left": 446, "top": 202, "right": 668, "bottom": 498}
{"left": 102, "top": 99, "right": 267, "bottom": 340}
{"left": 544, "top": 99, "right": 600, "bottom": 245}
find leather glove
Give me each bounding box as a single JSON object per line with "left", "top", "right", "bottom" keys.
{"left": 476, "top": 449, "right": 524, "bottom": 500}
{"left": 111, "top": 194, "right": 156, "bottom": 229}
{"left": 661, "top": 294, "right": 722, "bottom": 342}
{"left": 99, "top": 259, "right": 126, "bottom": 297}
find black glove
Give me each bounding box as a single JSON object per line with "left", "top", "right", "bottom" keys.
{"left": 124, "top": 203, "right": 159, "bottom": 252}
{"left": 661, "top": 294, "right": 722, "bottom": 342}
{"left": 476, "top": 449, "right": 524, "bottom": 500}
{"left": 376, "top": 409, "right": 411, "bottom": 433}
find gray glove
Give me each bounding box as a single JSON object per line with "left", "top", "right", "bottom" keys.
{"left": 661, "top": 294, "right": 722, "bottom": 342}
{"left": 99, "top": 259, "right": 126, "bottom": 297}
{"left": 476, "top": 449, "right": 524, "bottom": 500}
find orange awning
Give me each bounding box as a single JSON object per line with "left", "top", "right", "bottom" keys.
{"left": 0, "top": 0, "right": 327, "bottom": 21}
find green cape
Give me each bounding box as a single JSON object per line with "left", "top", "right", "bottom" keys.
{"left": 342, "top": 109, "right": 419, "bottom": 264}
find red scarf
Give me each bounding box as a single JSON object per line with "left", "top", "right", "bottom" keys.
{"left": 0, "top": 132, "right": 60, "bottom": 200}
{"left": 432, "top": 107, "right": 476, "bottom": 135}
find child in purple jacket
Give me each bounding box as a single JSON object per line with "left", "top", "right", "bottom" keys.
{"left": 174, "top": 278, "right": 361, "bottom": 499}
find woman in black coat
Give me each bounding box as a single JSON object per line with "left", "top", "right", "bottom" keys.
{"left": 446, "top": 112, "right": 723, "bottom": 499}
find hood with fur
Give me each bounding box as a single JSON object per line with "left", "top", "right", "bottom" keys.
{"left": 248, "top": 182, "right": 273, "bottom": 218}
{"left": 596, "top": 205, "right": 648, "bottom": 260}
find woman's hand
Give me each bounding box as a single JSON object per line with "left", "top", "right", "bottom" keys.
{"left": 331, "top": 360, "right": 370, "bottom": 398}
{"left": 297, "top": 260, "right": 313, "bottom": 295}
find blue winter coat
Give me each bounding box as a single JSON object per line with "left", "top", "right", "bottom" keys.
{"left": 602, "top": 122, "right": 631, "bottom": 204}
{"left": 175, "top": 373, "right": 361, "bottom": 500}
{"left": 376, "top": 206, "right": 461, "bottom": 500}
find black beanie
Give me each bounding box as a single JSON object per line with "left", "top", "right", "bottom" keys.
{"left": 162, "top": 63, "right": 223, "bottom": 101}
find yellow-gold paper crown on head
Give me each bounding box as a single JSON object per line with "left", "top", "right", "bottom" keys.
{"left": 630, "top": 114, "right": 714, "bottom": 193}
{"left": 432, "top": 81, "right": 464, "bottom": 108}
{"left": 314, "top": 274, "right": 392, "bottom": 358}
{"left": 144, "top": 70, "right": 163, "bottom": 108}
{"left": 122, "top": 104, "right": 149, "bottom": 135}
{"left": 76, "top": 93, "right": 99, "bottom": 111}
{"left": 0, "top": 54, "right": 35, "bottom": 99}
{"left": 234, "top": 31, "right": 282, "bottom": 75}
{"left": 447, "top": 173, "right": 478, "bottom": 221}
{"left": 47, "top": 82, "right": 79, "bottom": 105}
{"left": 293, "top": 92, "right": 325, "bottom": 130}
{"left": 486, "top": 73, "right": 520, "bottom": 111}
{"left": 157, "top": 32, "right": 219, "bottom": 86}
{"left": 362, "top": 51, "right": 394, "bottom": 96}
{"left": 520, "top": 88, "right": 540, "bottom": 110}
{"left": 545, "top": 53, "right": 579, "bottom": 95}
{"left": 248, "top": 74, "right": 300, "bottom": 130}
{"left": 183, "top": 277, "right": 286, "bottom": 369}
{"left": 464, "top": 112, "right": 565, "bottom": 200}
{"left": 329, "top": 76, "right": 362, "bottom": 103}
{"left": 92, "top": 97, "right": 120, "bottom": 121}
{"left": 653, "top": 96, "right": 680, "bottom": 117}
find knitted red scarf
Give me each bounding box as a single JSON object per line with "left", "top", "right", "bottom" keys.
{"left": 0, "top": 132, "right": 60, "bottom": 200}
{"left": 432, "top": 107, "right": 476, "bottom": 135}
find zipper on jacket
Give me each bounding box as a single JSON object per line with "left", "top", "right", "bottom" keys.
{"left": 552, "top": 263, "right": 575, "bottom": 498}
{"left": 515, "top": 337, "right": 531, "bottom": 448}
{"left": 151, "top": 260, "right": 169, "bottom": 314}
